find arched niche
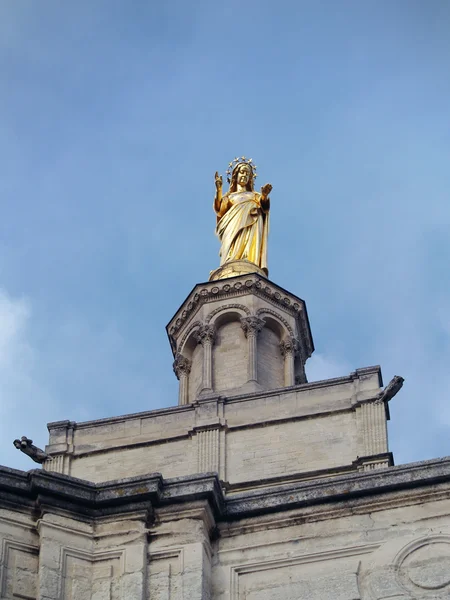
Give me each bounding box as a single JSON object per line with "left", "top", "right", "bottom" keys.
{"left": 210, "top": 308, "right": 248, "bottom": 393}
{"left": 255, "top": 313, "right": 285, "bottom": 390}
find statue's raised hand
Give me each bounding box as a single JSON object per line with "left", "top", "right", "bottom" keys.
{"left": 261, "top": 183, "right": 272, "bottom": 198}
{"left": 215, "top": 171, "right": 223, "bottom": 191}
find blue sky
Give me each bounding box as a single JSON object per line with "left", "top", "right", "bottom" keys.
{"left": 1, "top": 1, "right": 449, "bottom": 471}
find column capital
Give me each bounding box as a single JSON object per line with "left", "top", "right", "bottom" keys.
{"left": 280, "top": 336, "right": 300, "bottom": 357}
{"left": 240, "top": 316, "right": 265, "bottom": 338}
{"left": 173, "top": 353, "right": 191, "bottom": 380}
{"left": 195, "top": 324, "right": 216, "bottom": 346}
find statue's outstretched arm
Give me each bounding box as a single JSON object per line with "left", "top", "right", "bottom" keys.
{"left": 214, "top": 171, "right": 228, "bottom": 216}
{"left": 260, "top": 183, "right": 272, "bottom": 213}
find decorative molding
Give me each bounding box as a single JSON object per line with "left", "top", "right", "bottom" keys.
{"left": 354, "top": 454, "right": 393, "bottom": 472}
{"left": 205, "top": 303, "right": 251, "bottom": 324}
{"left": 167, "top": 275, "right": 306, "bottom": 339}
{"left": 358, "top": 534, "right": 450, "bottom": 600}
{"left": 0, "top": 540, "right": 39, "bottom": 600}
{"left": 61, "top": 547, "right": 126, "bottom": 600}
{"left": 2, "top": 458, "right": 450, "bottom": 523}
{"left": 255, "top": 308, "right": 295, "bottom": 337}
{"left": 395, "top": 535, "right": 450, "bottom": 597}
{"left": 178, "top": 320, "right": 202, "bottom": 354}
{"left": 230, "top": 543, "right": 380, "bottom": 600}
{"left": 148, "top": 546, "right": 184, "bottom": 599}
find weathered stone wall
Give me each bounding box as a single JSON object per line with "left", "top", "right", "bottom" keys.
{"left": 225, "top": 412, "right": 358, "bottom": 484}
{"left": 70, "top": 437, "right": 195, "bottom": 482}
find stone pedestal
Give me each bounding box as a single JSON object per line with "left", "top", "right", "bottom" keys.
{"left": 209, "top": 259, "right": 267, "bottom": 281}
{"left": 167, "top": 273, "right": 314, "bottom": 405}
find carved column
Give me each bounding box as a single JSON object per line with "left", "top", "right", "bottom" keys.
{"left": 280, "top": 337, "right": 300, "bottom": 386}
{"left": 173, "top": 353, "right": 192, "bottom": 405}
{"left": 241, "top": 317, "right": 265, "bottom": 382}
{"left": 195, "top": 325, "right": 216, "bottom": 393}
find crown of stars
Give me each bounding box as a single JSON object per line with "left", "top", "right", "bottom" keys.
{"left": 226, "top": 156, "right": 258, "bottom": 184}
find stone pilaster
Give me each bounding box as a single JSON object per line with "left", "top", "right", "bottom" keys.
{"left": 241, "top": 316, "right": 265, "bottom": 382}
{"left": 173, "top": 353, "right": 192, "bottom": 405}
{"left": 356, "top": 398, "right": 391, "bottom": 471}
{"left": 194, "top": 397, "right": 226, "bottom": 480}
{"left": 197, "top": 428, "right": 220, "bottom": 473}
{"left": 148, "top": 501, "right": 215, "bottom": 600}
{"left": 44, "top": 420, "right": 75, "bottom": 475}
{"left": 195, "top": 325, "right": 216, "bottom": 393}
{"left": 280, "top": 336, "right": 300, "bottom": 386}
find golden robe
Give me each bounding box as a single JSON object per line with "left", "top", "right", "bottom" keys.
{"left": 216, "top": 191, "right": 269, "bottom": 272}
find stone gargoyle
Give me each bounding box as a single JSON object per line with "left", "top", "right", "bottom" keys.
{"left": 13, "top": 436, "right": 50, "bottom": 464}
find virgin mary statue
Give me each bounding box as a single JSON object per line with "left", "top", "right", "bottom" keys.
{"left": 213, "top": 158, "right": 272, "bottom": 275}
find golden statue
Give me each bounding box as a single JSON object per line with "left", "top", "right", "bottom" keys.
{"left": 213, "top": 157, "right": 272, "bottom": 278}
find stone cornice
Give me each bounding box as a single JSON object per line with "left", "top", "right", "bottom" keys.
{"left": 1, "top": 457, "right": 450, "bottom": 523}
{"left": 224, "top": 457, "right": 450, "bottom": 518}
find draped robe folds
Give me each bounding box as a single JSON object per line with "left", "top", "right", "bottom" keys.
{"left": 216, "top": 191, "right": 269, "bottom": 273}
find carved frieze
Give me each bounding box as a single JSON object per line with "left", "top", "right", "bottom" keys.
{"left": 167, "top": 275, "right": 307, "bottom": 338}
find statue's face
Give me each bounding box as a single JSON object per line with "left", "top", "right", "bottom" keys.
{"left": 237, "top": 165, "right": 251, "bottom": 186}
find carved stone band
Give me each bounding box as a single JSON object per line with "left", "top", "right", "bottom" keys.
{"left": 280, "top": 337, "right": 300, "bottom": 357}
{"left": 173, "top": 353, "right": 191, "bottom": 379}
{"left": 241, "top": 316, "right": 265, "bottom": 338}
{"left": 195, "top": 325, "right": 216, "bottom": 346}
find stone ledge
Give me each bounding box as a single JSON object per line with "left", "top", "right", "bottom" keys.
{"left": 1, "top": 457, "right": 450, "bottom": 522}
{"left": 0, "top": 467, "right": 224, "bottom": 520}
{"left": 224, "top": 456, "right": 450, "bottom": 518}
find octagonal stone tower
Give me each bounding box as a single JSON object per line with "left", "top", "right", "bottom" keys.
{"left": 167, "top": 273, "right": 314, "bottom": 405}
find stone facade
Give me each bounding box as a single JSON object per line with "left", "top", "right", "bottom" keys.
{"left": 1, "top": 460, "right": 450, "bottom": 599}
{"left": 1, "top": 272, "right": 449, "bottom": 599}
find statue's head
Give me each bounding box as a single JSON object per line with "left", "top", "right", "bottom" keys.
{"left": 229, "top": 162, "right": 255, "bottom": 193}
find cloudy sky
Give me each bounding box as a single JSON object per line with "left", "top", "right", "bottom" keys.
{"left": 1, "top": 1, "right": 449, "bottom": 471}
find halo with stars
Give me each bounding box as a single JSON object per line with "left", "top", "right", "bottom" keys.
{"left": 226, "top": 156, "right": 258, "bottom": 184}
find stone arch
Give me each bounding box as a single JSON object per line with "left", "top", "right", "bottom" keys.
{"left": 178, "top": 321, "right": 202, "bottom": 357}
{"left": 256, "top": 308, "right": 294, "bottom": 339}
{"left": 206, "top": 303, "right": 250, "bottom": 326}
